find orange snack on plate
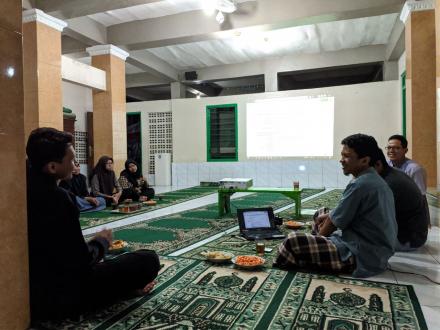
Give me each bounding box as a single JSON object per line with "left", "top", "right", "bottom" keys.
{"left": 235, "top": 255, "right": 263, "bottom": 266}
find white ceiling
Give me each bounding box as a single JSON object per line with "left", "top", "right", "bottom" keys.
{"left": 143, "top": 13, "right": 398, "bottom": 70}
{"left": 88, "top": 0, "right": 253, "bottom": 27}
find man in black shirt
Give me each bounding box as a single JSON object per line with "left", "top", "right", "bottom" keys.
{"left": 373, "top": 148, "right": 429, "bottom": 250}
{"left": 27, "top": 128, "right": 160, "bottom": 321}
{"left": 60, "top": 160, "right": 106, "bottom": 212}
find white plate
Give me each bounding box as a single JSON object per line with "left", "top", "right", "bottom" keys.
{"left": 232, "top": 255, "right": 265, "bottom": 269}
{"left": 201, "top": 251, "right": 234, "bottom": 263}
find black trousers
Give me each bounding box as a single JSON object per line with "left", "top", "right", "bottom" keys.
{"left": 31, "top": 250, "right": 160, "bottom": 322}
{"left": 84, "top": 249, "right": 160, "bottom": 312}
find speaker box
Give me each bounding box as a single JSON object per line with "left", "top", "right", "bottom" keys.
{"left": 184, "top": 71, "right": 198, "bottom": 80}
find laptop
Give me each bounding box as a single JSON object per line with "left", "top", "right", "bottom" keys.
{"left": 237, "top": 207, "right": 285, "bottom": 240}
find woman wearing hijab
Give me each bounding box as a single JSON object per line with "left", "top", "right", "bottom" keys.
{"left": 118, "top": 159, "right": 155, "bottom": 202}
{"left": 90, "top": 156, "right": 122, "bottom": 206}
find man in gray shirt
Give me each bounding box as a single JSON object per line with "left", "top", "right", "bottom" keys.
{"left": 275, "top": 134, "right": 397, "bottom": 278}
{"left": 386, "top": 134, "right": 427, "bottom": 194}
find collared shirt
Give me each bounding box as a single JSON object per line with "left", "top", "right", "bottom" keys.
{"left": 388, "top": 157, "right": 427, "bottom": 195}
{"left": 329, "top": 168, "right": 397, "bottom": 278}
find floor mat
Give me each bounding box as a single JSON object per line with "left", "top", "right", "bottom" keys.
{"left": 37, "top": 257, "right": 427, "bottom": 330}
{"left": 108, "top": 191, "right": 307, "bottom": 255}
{"left": 79, "top": 186, "right": 219, "bottom": 229}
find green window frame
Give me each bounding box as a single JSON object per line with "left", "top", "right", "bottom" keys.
{"left": 206, "top": 104, "right": 238, "bottom": 162}
{"left": 126, "top": 112, "right": 143, "bottom": 172}
{"left": 401, "top": 71, "right": 406, "bottom": 137}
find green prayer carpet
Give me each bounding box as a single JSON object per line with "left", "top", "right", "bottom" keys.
{"left": 79, "top": 186, "right": 219, "bottom": 229}
{"left": 109, "top": 190, "right": 322, "bottom": 255}
{"left": 38, "top": 257, "right": 427, "bottom": 330}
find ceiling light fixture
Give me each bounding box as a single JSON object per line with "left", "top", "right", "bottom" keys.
{"left": 216, "top": 10, "right": 225, "bottom": 24}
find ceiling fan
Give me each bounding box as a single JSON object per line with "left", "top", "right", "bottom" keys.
{"left": 204, "top": 0, "right": 257, "bottom": 24}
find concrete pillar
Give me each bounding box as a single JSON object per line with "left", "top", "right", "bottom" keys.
{"left": 171, "top": 81, "right": 186, "bottom": 99}
{"left": 0, "top": 0, "right": 30, "bottom": 328}
{"left": 23, "top": 9, "right": 67, "bottom": 140}
{"left": 400, "top": 0, "right": 437, "bottom": 187}
{"left": 87, "top": 45, "right": 129, "bottom": 174}
{"left": 264, "top": 62, "right": 278, "bottom": 92}
{"left": 383, "top": 61, "right": 398, "bottom": 81}
{"left": 436, "top": 0, "right": 440, "bottom": 190}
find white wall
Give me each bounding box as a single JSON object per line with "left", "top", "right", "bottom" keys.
{"left": 62, "top": 81, "right": 93, "bottom": 132}
{"left": 172, "top": 81, "right": 400, "bottom": 163}
{"left": 130, "top": 81, "right": 401, "bottom": 188}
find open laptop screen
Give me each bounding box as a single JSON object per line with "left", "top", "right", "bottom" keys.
{"left": 238, "top": 208, "right": 273, "bottom": 230}
{"left": 242, "top": 210, "right": 271, "bottom": 229}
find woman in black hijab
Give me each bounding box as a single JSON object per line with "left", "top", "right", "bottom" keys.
{"left": 118, "top": 159, "right": 155, "bottom": 201}
{"left": 90, "top": 156, "right": 122, "bottom": 206}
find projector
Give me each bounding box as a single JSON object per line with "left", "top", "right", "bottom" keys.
{"left": 219, "top": 178, "right": 253, "bottom": 189}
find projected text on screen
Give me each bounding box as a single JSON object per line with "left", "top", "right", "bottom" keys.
{"left": 246, "top": 96, "right": 334, "bottom": 157}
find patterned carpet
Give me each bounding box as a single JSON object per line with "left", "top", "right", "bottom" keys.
{"left": 79, "top": 186, "right": 219, "bottom": 229}
{"left": 109, "top": 190, "right": 322, "bottom": 255}
{"left": 38, "top": 257, "right": 427, "bottom": 330}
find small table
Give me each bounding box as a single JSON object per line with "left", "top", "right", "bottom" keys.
{"left": 218, "top": 187, "right": 302, "bottom": 218}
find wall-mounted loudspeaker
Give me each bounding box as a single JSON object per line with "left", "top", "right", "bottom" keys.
{"left": 184, "top": 71, "right": 198, "bottom": 81}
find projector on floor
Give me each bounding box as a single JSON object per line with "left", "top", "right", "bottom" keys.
{"left": 219, "top": 178, "right": 253, "bottom": 189}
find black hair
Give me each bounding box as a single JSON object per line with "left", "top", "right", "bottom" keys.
{"left": 388, "top": 134, "right": 408, "bottom": 148}
{"left": 341, "top": 133, "right": 379, "bottom": 166}
{"left": 26, "top": 127, "right": 73, "bottom": 171}
{"left": 372, "top": 147, "right": 391, "bottom": 173}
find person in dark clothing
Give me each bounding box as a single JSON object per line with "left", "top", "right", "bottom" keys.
{"left": 27, "top": 128, "right": 160, "bottom": 322}
{"left": 90, "top": 156, "right": 123, "bottom": 206}
{"left": 118, "top": 159, "right": 155, "bottom": 202}
{"left": 373, "top": 148, "right": 429, "bottom": 251}
{"left": 60, "top": 160, "right": 106, "bottom": 212}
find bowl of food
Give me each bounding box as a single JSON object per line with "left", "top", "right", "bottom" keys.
{"left": 232, "top": 255, "right": 265, "bottom": 269}
{"left": 285, "top": 220, "right": 305, "bottom": 230}
{"left": 108, "top": 239, "right": 127, "bottom": 253}
{"left": 201, "top": 251, "right": 234, "bottom": 263}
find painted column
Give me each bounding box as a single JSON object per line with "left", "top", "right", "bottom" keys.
{"left": 0, "top": 0, "right": 29, "bottom": 328}
{"left": 171, "top": 81, "right": 186, "bottom": 99}
{"left": 87, "top": 45, "right": 129, "bottom": 174}
{"left": 400, "top": 0, "right": 437, "bottom": 187}
{"left": 22, "top": 9, "right": 67, "bottom": 140}
{"left": 436, "top": 0, "right": 440, "bottom": 190}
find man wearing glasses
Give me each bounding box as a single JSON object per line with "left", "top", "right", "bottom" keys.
{"left": 386, "top": 134, "right": 427, "bottom": 195}
{"left": 386, "top": 134, "right": 430, "bottom": 228}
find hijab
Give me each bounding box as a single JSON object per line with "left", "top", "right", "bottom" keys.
{"left": 90, "top": 156, "right": 117, "bottom": 195}
{"left": 120, "top": 159, "right": 142, "bottom": 188}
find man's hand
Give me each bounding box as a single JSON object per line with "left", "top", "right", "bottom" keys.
{"left": 112, "top": 195, "right": 120, "bottom": 204}
{"left": 318, "top": 218, "right": 337, "bottom": 237}
{"left": 85, "top": 196, "right": 99, "bottom": 206}
{"left": 94, "top": 229, "right": 113, "bottom": 245}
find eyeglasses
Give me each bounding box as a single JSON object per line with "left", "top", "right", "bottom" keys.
{"left": 106, "top": 162, "right": 113, "bottom": 165}
{"left": 385, "top": 146, "right": 402, "bottom": 151}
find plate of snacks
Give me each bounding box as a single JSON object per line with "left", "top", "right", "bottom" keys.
{"left": 285, "top": 220, "right": 305, "bottom": 229}
{"left": 201, "top": 251, "right": 234, "bottom": 263}
{"left": 108, "top": 240, "right": 127, "bottom": 253}
{"left": 232, "top": 255, "right": 265, "bottom": 269}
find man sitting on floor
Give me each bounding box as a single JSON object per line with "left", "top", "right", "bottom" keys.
{"left": 60, "top": 160, "right": 106, "bottom": 212}
{"left": 274, "top": 134, "right": 397, "bottom": 278}
{"left": 374, "top": 148, "right": 429, "bottom": 251}
{"left": 27, "top": 127, "right": 160, "bottom": 322}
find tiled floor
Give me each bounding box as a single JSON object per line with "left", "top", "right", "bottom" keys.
{"left": 84, "top": 185, "right": 440, "bottom": 329}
